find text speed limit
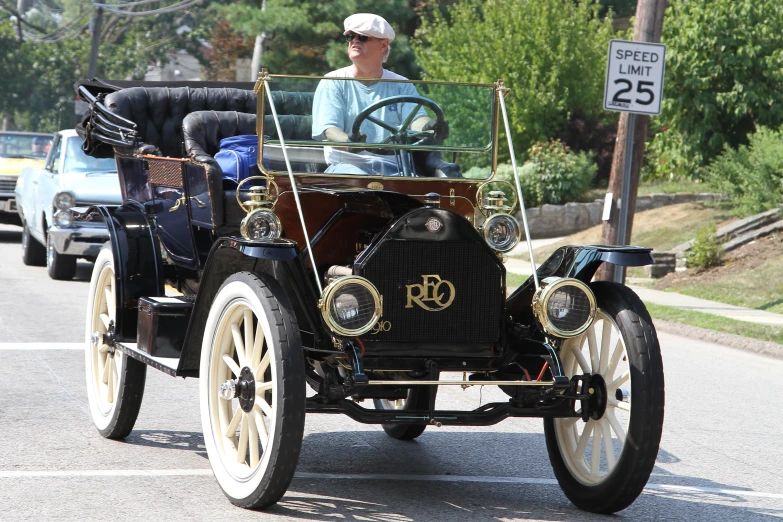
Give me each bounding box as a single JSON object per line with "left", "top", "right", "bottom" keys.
{"left": 604, "top": 40, "right": 666, "bottom": 115}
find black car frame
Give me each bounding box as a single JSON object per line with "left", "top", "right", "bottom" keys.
{"left": 76, "top": 71, "right": 664, "bottom": 514}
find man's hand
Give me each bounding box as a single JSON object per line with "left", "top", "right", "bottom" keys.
{"left": 347, "top": 130, "right": 367, "bottom": 143}
{"left": 422, "top": 118, "right": 449, "bottom": 143}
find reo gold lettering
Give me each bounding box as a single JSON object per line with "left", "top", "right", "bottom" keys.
{"left": 405, "top": 274, "right": 456, "bottom": 312}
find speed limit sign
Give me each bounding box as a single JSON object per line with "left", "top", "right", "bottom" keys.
{"left": 604, "top": 40, "right": 666, "bottom": 115}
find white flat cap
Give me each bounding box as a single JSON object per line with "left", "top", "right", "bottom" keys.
{"left": 343, "top": 13, "right": 395, "bottom": 42}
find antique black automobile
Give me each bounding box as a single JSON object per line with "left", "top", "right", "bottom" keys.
{"left": 76, "top": 72, "right": 664, "bottom": 514}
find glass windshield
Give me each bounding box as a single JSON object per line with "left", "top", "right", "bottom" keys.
{"left": 261, "top": 75, "right": 496, "bottom": 179}
{"left": 0, "top": 133, "right": 52, "bottom": 159}
{"left": 63, "top": 136, "right": 116, "bottom": 173}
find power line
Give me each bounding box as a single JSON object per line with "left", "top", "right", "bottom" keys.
{"left": 95, "top": 0, "right": 201, "bottom": 16}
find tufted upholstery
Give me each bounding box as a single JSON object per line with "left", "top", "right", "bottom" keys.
{"left": 104, "top": 87, "right": 258, "bottom": 157}
{"left": 183, "top": 112, "right": 315, "bottom": 162}
{"left": 182, "top": 111, "right": 257, "bottom": 163}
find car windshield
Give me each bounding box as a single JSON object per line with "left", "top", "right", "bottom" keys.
{"left": 0, "top": 133, "right": 52, "bottom": 159}
{"left": 63, "top": 136, "right": 116, "bottom": 173}
{"left": 261, "top": 75, "right": 497, "bottom": 179}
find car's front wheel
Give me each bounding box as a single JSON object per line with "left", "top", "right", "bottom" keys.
{"left": 47, "top": 232, "right": 76, "bottom": 280}
{"left": 544, "top": 281, "right": 664, "bottom": 514}
{"left": 200, "top": 272, "right": 305, "bottom": 509}
{"left": 21, "top": 222, "right": 45, "bottom": 266}
{"left": 84, "top": 245, "right": 146, "bottom": 439}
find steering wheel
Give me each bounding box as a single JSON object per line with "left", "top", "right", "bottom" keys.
{"left": 351, "top": 95, "right": 446, "bottom": 146}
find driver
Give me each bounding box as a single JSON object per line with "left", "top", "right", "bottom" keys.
{"left": 311, "top": 13, "right": 449, "bottom": 175}
{"left": 31, "top": 136, "right": 49, "bottom": 157}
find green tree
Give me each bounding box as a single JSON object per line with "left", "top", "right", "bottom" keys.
{"left": 216, "top": 0, "right": 428, "bottom": 79}
{"left": 648, "top": 0, "right": 783, "bottom": 179}
{"left": 2, "top": 0, "right": 215, "bottom": 131}
{"left": 0, "top": 19, "right": 30, "bottom": 122}
{"left": 413, "top": 0, "right": 614, "bottom": 165}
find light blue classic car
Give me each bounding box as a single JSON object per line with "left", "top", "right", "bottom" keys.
{"left": 15, "top": 129, "right": 120, "bottom": 280}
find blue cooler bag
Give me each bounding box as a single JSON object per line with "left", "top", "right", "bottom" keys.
{"left": 215, "top": 135, "right": 260, "bottom": 182}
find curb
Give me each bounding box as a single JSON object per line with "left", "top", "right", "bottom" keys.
{"left": 653, "top": 319, "right": 783, "bottom": 359}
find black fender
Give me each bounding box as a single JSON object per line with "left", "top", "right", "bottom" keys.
{"left": 506, "top": 245, "right": 653, "bottom": 324}
{"left": 95, "top": 202, "right": 164, "bottom": 342}
{"left": 176, "top": 237, "right": 326, "bottom": 377}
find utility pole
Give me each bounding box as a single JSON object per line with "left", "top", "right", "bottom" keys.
{"left": 15, "top": 0, "right": 28, "bottom": 44}
{"left": 88, "top": 0, "right": 105, "bottom": 78}
{"left": 595, "top": 0, "right": 667, "bottom": 283}
{"left": 250, "top": 0, "right": 267, "bottom": 80}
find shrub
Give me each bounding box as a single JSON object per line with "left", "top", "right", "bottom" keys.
{"left": 704, "top": 126, "right": 783, "bottom": 216}
{"left": 685, "top": 224, "right": 724, "bottom": 271}
{"left": 522, "top": 141, "right": 597, "bottom": 206}
{"left": 465, "top": 140, "right": 597, "bottom": 208}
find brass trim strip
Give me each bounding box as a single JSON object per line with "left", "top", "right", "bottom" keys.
{"left": 268, "top": 74, "right": 497, "bottom": 87}
{"left": 140, "top": 154, "right": 188, "bottom": 162}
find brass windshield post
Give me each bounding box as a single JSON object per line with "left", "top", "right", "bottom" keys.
{"left": 496, "top": 81, "right": 539, "bottom": 290}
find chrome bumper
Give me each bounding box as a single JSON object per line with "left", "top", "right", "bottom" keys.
{"left": 48, "top": 224, "right": 109, "bottom": 257}
{"left": 0, "top": 197, "right": 17, "bottom": 214}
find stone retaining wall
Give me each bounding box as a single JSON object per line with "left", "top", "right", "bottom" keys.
{"left": 520, "top": 193, "right": 726, "bottom": 239}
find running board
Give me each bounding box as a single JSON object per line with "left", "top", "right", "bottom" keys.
{"left": 116, "top": 342, "right": 180, "bottom": 376}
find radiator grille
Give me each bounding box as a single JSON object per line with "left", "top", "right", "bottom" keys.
{"left": 0, "top": 176, "right": 16, "bottom": 193}
{"left": 360, "top": 240, "right": 504, "bottom": 343}
{"left": 148, "top": 160, "right": 183, "bottom": 187}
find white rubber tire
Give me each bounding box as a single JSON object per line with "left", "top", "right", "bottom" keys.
{"left": 200, "top": 272, "right": 305, "bottom": 509}
{"left": 84, "top": 245, "right": 146, "bottom": 439}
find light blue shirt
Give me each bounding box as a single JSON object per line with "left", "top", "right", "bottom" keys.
{"left": 311, "top": 67, "right": 427, "bottom": 144}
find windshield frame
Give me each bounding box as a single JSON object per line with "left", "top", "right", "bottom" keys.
{"left": 254, "top": 73, "right": 502, "bottom": 184}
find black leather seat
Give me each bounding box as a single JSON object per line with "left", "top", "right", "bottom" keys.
{"left": 103, "top": 86, "right": 258, "bottom": 157}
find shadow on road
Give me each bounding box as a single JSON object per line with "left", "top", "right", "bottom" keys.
{"left": 0, "top": 227, "right": 21, "bottom": 243}
{"left": 120, "top": 428, "right": 782, "bottom": 521}
{"left": 73, "top": 260, "right": 93, "bottom": 282}
{"left": 125, "top": 430, "right": 206, "bottom": 459}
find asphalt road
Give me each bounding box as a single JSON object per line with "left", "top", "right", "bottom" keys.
{"left": 1, "top": 223, "right": 782, "bottom": 521}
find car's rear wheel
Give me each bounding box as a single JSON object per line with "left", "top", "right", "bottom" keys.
{"left": 200, "top": 272, "right": 305, "bottom": 509}
{"left": 544, "top": 282, "right": 664, "bottom": 514}
{"left": 374, "top": 386, "right": 435, "bottom": 441}
{"left": 84, "top": 245, "right": 146, "bottom": 439}
{"left": 21, "top": 222, "right": 45, "bottom": 266}
{"left": 47, "top": 232, "right": 76, "bottom": 280}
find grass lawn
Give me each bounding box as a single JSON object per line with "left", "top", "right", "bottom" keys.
{"left": 657, "top": 244, "right": 783, "bottom": 314}
{"left": 646, "top": 303, "right": 783, "bottom": 345}
{"left": 504, "top": 196, "right": 783, "bottom": 340}
{"left": 515, "top": 201, "right": 735, "bottom": 264}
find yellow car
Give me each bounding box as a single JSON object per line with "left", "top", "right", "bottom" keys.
{"left": 0, "top": 131, "right": 54, "bottom": 226}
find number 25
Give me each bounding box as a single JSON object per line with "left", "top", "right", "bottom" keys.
{"left": 612, "top": 80, "right": 655, "bottom": 105}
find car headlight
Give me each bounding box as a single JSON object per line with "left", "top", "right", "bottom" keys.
{"left": 483, "top": 213, "right": 520, "bottom": 253}
{"left": 54, "top": 209, "right": 73, "bottom": 228}
{"left": 318, "top": 276, "right": 382, "bottom": 337}
{"left": 240, "top": 209, "right": 281, "bottom": 240}
{"left": 53, "top": 192, "right": 75, "bottom": 210}
{"left": 531, "top": 277, "right": 596, "bottom": 338}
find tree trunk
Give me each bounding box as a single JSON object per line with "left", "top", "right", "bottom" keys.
{"left": 594, "top": 0, "right": 666, "bottom": 283}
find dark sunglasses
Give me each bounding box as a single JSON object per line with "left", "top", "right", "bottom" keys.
{"left": 344, "top": 32, "right": 371, "bottom": 43}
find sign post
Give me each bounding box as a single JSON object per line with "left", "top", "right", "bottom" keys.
{"left": 603, "top": 39, "right": 666, "bottom": 283}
